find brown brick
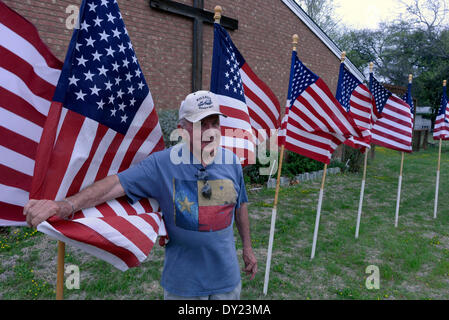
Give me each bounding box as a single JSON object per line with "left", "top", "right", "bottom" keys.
{"left": 3, "top": 0, "right": 342, "bottom": 113}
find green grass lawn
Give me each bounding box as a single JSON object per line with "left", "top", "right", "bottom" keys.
{"left": 2, "top": 143, "right": 449, "bottom": 300}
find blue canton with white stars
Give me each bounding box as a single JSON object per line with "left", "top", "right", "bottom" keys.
{"left": 55, "top": 0, "right": 149, "bottom": 135}
{"left": 336, "top": 64, "right": 360, "bottom": 112}
{"left": 211, "top": 24, "right": 245, "bottom": 103}
{"left": 369, "top": 74, "right": 392, "bottom": 114}
{"left": 438, "top": 87, "right": 448, "bottom": 117}
{"left": 401, "top": 84, "right": 414, "bottom": 115}
{"left": 288, "top": 52, "right": 319, "bottom": 109}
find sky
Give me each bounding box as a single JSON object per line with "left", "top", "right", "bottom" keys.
{"left": 333, "top": 0, "right": 404, "bottom": 29}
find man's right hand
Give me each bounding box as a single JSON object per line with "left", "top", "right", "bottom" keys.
{"left": 23, "top": 199, "right": 72, "bottom": 228}
{"left": 23, "top": 175, "right": 125, "bottom": 228}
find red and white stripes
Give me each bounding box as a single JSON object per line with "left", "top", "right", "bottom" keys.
{"left": 0, "top": 2, "right": 62, "bottom": 226}
{"left": 433, "top": 102, "right": 449, "bottom": 140}
{"left": 284, "top": 79, "right": 362, "bottom": 164}
{"left": 344, "top": 84, "right": 373, "bottom": 149}
{"left": 371, "top": 95, "right": 413, "bottom": 152}
{"left": 240, "top": 63, "right": 280, "bottom": 143}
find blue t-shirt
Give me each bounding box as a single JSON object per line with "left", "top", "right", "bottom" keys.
{"left": 117, "top": 144, "right": 248, "bottom": 296}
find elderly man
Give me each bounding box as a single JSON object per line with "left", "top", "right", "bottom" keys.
{"left": 24, "top": 90, "right": 257, "bottom": 300}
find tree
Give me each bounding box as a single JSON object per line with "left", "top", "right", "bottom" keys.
{"left": 295, "top": 0, "right": 341, "bottom": 38}
{"left": 399, "top": 0, "right": 449, "bottom": 33}
{"left": 334, "top": 0, "right": 449, "bottom": 113}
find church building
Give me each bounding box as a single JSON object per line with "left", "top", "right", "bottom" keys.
{"left": 3, "top": 0, "right": 363, "bottom": 112}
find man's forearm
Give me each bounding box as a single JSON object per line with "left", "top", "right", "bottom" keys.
{"left": 64, "top": 175, "right": 125, "bottom": 218}
{"left": 24, "top": 175, "right": 126, "bottom": 227}
{"left": 235, "top": 203, "right": 252, "bottom": 249}
{"left": 235, "top": 202, "right": 258, "bottom": 279}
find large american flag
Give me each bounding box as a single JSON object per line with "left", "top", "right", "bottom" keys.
{"left": 280, "top": 50, "right": 363, "bottom": 164}
{"left": 210, "top": 23, "right": 280, "bottom": 165}
{"left": 433, "top": 84, "right": 449, "bottom": 140}
{"left": 0, "top": 2, "right": 62, "bottom": 226}
{"left": 336, "top": 63, "right": 373, "bottom": 150}
{"left": 370, "top": 73, "right": 413, "bottom": 152}
{"left": 30, "top": 0, "right": 166, "bottom": 271}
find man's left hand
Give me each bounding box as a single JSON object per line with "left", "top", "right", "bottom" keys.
{"left": 242, "top": 247, "right": 257, "bottom": 280}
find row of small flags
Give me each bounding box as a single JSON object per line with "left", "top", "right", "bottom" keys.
{"left": 1, "top": 0, "right": 449, "bottom": 293}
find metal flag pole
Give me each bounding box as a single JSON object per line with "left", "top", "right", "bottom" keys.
{"left": 263, "top": 33, "right": 299, "bottom": 296}
{"left": 434, "top": 80, "right": 446, "bottom": 219}
{"left": 310, "top": 164, "right": 327, "bottom": 259}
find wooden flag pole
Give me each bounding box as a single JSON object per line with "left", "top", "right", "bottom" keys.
{"left": 394, "top": 151, "right": 405, "bottom": 227}
{"left": 263, "top": 34, "right": 299, "bottom": 296}
{"left": 310, "top": 164, "right": 327, "bottom": 259}
{"left": 355, "top": 151, "right": 368, "bottom": 238}
{"left": 56, "top": 241, "right": 65, "bottom": 300}
{"left": 434, "top": 80, "right": 445, "bottom": 219}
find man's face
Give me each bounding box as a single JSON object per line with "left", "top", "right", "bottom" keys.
{"left": 181, "top": 114, "right": 221, "bottom": 158}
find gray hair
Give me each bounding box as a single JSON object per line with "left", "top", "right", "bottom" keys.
{"left": 178, "top": 118, "right": 191, "bottom": 128}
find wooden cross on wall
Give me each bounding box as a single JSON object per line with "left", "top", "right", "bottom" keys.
{"left": 149, "top": 0, "right": 238, "bottom": 92}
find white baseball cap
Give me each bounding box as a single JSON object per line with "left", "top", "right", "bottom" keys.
{"left": 179, "top": 90, "right": 227, "bottom": 123}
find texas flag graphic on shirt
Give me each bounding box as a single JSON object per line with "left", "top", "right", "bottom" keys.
{"left": 173, "top": 179, "right": 237, "bottom": 232}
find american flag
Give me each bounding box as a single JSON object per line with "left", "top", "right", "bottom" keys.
{"left": 31, "top": 0, "right": 166, "bottom": 271}
{"left": 0, "top": 2, "right": 62, "bottom": 226}
{"left": 336, "top": 63, "right": 373, "bottom": 150}
{"left": 433, "top": 84, "right": 449, "bottom": 140}
{"left": 280, "top": 50, "right": 363, "bottom": 164}
{"left": 402, "top": 82, "right": 414, "bottom": 118}
{"left": 238, "top": 50, "right": 280, "bottom": 144}
{"left": 370, "top": 74, "right": 413, "bottom": 152}
{"left": 210, "top": 23, "right": 280, "bottom": 165}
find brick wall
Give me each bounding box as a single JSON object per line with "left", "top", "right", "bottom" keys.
{"left": 3, "top": 0, "right": 341, "bottom": 112}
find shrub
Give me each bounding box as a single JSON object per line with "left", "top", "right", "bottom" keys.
{"left": 341, "top": 145, "right": 365, "bottom": 173}
{"left": 243, "top": 157, "right": 275, "bottom": 185}
{"left": 157, "top": 109, "right": 179, "bottom": 147}
{"left": 282, "top": 151, "right": 324, "bottom": 177}
{"left": 243, "top": 149, "right": 346, "bottom": 185}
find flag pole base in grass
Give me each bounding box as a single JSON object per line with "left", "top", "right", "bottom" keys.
{"left": 434, "top": 138, "right": 442, "bottom": 219}
{"left": 434, "top": 171, "right": 440, "bottom": 219}
{"left": 263, "top": 206, "right": 278, "bottom": 295}
{"left": 355, "top": 151, "right": 368, "bottom": 239}
{"left": 355, "top": 179, "right": 365, "bottom": 239}
{"left": 311, "top": 164, "right": 327, "bottom": 260}
{"left": 263, "top": 145, "right": 286, "bottom": 295}
{"left": 394, "top": 152, "right": 404, "bottom": 228}
{"left": 56, "top": 241, "right": 65, "bottom": 300}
